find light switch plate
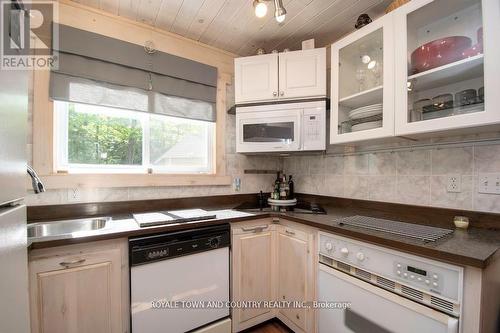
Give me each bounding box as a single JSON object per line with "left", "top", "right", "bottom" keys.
{"left": 478, "top": 174, "right": 500, "bottom": 195}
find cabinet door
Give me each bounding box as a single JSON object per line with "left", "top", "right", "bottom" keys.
{"left": 29, "top": 248, "right": 123, "bottom": 333}
{"left": 278, "top": 48, "right": 326, "bottom": 100}
{"left": 232, "top": 224, "right": 276, "bottom": 332}
{"left": 330, "top": 14, "right": 395, "bottom": 144}
{"left": 235, "top": 53, "right": 279, "bottom": 104}
{"left": 394, "top": 0, "right": 500, "bottom": 136}
{"left": 276, "top": 226, "right": 313, "bottom": 333}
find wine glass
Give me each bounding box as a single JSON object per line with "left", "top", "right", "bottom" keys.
{"left": 355, "top": 68, "right": 367, "bottom": 92}
{"left": 371, "top": 61, "right": 382, "bottom": 86}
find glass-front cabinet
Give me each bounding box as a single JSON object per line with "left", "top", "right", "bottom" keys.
{"left": 330, "top": 15, "right": 395, "bottom": 144}
{"left": 394, "top": 0, "right": 500, "bottom": 136}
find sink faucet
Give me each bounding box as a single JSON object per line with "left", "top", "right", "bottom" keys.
{"left": 27, "top": 165, "right": 45, "bottom": 194}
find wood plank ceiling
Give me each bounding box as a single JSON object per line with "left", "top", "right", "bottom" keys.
{"left": 72, "top": 0, "right": 394, "bottom": 56}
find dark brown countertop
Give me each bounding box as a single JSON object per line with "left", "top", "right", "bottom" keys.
{"left": 28, "top": 203, "right": 500, "bottom": 269}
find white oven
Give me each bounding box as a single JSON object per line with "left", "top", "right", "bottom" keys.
{"left": 236, "top": 100, "right": 326, "bottom": 153}
{"left": 318, "top": 232, "right": 462, "bottom": 333}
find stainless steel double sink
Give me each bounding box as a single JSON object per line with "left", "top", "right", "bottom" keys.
{"left": 28, "top": 217, "right": 111, "bottom": 240}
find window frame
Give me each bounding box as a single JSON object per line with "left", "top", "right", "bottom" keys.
{"left": 54, "top": 101, "right": 215, "bottom": 175}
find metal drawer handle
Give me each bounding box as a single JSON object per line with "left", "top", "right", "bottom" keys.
{"left": 59, "top": 258, "right": 86, "bottom": 267}
{"left": 242, "top": 225, "right": 269, "bottom": 233}
{"left": 285, "top": 229, "right": 296, "bottom": 235}
{"left": 273, "top": 91, "right": 278, "bottom": 97}
{"left": 280, "top": 91, "right": 284, "bottom": 96}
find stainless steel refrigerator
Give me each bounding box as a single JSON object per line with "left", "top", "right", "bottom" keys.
{"left": 0, "top": 63, "right": 31, "bottom": 332}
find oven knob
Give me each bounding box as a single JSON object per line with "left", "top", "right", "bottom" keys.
{"left": 432, "top": 274, "right": 439, "bottom": 280}
{"left": 325, "top": 242, "right": 334, "bottom": 251}
{"left": 356, "top": 252, "right": 365, "bottom": 261}
{"left": 417, "top": 277, "right": 422, "bottom": 282}
{"left": 396, "top": 263, "right": 402, "bottom": 268}
{"left": 340, "top": 247, "right": 349, "bottom": 256}
{"left": 209, "top": 238, "right": 220, "bottom": 248}
{"left": 425, "top": 279, "right": 430, "bottom": 285}
{"left": 433, "top": 282, "right": 438, "bottom": 287}
{"left": 396, "top": 270, "right": 401, "bottom": 275}
{"left": 410, "top": 275, "right": 415, "bottom": 279}
{"left": 403, "top": 273, "right": 408, "bottom": 278}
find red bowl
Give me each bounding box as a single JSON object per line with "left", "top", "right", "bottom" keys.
{"left": 411, "top": 36, "right": 472, "bottom": 74}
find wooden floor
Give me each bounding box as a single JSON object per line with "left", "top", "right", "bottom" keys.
{"left": 242, "top": 319, "right": 293, "bottom": 333}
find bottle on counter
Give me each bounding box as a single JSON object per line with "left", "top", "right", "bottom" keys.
{"left": 278, "top": 173, "right": 286, "bottom": 199}
{"left": 273, "top": 172, "right": 281, "bottom": 199}
{"left": 288, "top": 175, "right": 294, "bottom": 199}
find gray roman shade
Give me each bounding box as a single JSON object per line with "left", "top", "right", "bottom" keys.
{"left": 50, "top": 24, "right": 218, "bottom": 122}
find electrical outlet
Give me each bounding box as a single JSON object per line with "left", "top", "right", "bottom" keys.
{"left": 447, "top": 175, "right": 461, "bottom": 193}
{"left": 67, "top": 188, "right": 82, "bottom": 202}
{"left": 478, "top": 174, "right": 500, "bottom": 194}
{"left": 233, "top": 177, "right": 241, "bottom": 192}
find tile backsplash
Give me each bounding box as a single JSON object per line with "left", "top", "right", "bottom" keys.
{"left": 283, "top": 142, "right": 500, "bottom": 214}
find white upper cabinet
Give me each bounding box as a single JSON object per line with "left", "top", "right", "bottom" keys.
{"left": 330, "top": 15, "right": 395, "bottom": 144}
{"left": 278, "top": 48, "right": 326, "bottom": 100}
{"left": 235, "top": 53, "right": 279, "bottom": 104}
{"left": 394, "top": 0, "right": 500, "bottom": 136}
{"left": 235, "top": 48, "right": 326, "bottom": 104}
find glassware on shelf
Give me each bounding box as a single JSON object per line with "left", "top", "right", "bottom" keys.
{"left": 406, "top": 0, "right": 484, "bottom": 124}
{"left": 370, "top": 61, "right": 383, "bottom": 86}
{"left": 355, "top": 68, "right": 367, "bottom": 92}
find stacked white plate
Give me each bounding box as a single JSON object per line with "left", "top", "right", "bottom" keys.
{"left": 348, "top": 103, "right": 383, "bottom": 120}
{"left": 347, "top": 103, "right": 383, "bottom": 132}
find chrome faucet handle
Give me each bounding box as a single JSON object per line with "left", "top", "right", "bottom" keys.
{"left": 27, "top": 165, "right": 46, "bottom": 194}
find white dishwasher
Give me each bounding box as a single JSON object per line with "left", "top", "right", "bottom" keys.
{"left": 318, "top": 232, "right": 463, "bottom": 333}
{"left": 130, "top": 224, "right": 231, "bottom": 333}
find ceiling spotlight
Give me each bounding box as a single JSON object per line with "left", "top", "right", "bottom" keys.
{"left": 274, "top": 0, "right": 287, "bottom": 23}
{"left": 254, "top": 0, "right": 268, "bottom": 18}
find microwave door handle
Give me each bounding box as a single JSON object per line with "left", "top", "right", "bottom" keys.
{"left": 297, "top": 112, "right": 303, "bottom": 150}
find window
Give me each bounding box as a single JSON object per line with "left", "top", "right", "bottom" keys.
{"left": 55, "top": 101, "right": 215, "bottom": 174}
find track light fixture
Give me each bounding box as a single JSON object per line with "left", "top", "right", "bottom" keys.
{"left": 274, "top": 0, "right": 286, "bottom": 23}
{"left": 253, "top": 0, "right": 287, "bottom": 23}
{"left": 253, "top": 0, "right": 268, "bottom": 18}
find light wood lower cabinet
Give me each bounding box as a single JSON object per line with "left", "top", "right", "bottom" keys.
{"left": 276, "top": 225, "right": 315, "bottom": 333}
{"left": 28, "top": 239, "right": 128, "bottom": 333}
{"left": 231, "top": 219, "right": 316, "bottom": 333}
{"left": 232, "top": 220, "right": 276, "bottom": 332}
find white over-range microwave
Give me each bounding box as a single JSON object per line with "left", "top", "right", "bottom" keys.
{"left": 236, "top": 100, "right": 326, "bottom": 153}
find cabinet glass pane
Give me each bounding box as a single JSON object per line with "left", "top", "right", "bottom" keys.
{"left": 407, "top": 0, "right": 484, "bottom": 123}
{"left": 243, "top": 122, "right": 294, "bottom": 143}
{"left": 338, "top": 28, "right": 383, "bottom": 134}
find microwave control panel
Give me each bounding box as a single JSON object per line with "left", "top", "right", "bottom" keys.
{"left": 302, "top": 108, "right": 325, "bottom": 151}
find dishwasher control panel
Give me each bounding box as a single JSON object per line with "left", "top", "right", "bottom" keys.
{"left": 129, "top": 224, "right": 230, "bottom": 266}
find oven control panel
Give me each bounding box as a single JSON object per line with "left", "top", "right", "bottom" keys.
{"left": 394, "top": 262, "right": 442, "bottom": 292}
{"left": 319, "top": 232, "right": 462, "bottom": 301}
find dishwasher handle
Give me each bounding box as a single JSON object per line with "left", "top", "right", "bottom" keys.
{"left": 447, "top": 318, "right": 459, "bottom": 333}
